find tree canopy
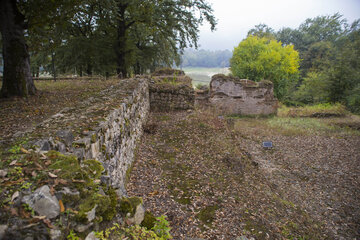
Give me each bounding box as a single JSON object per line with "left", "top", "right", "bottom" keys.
{"left": 0, "top": 0, "right": 216, "bottom": 97}
{"left": 243, "top": 14, "right": 360, "bottom": 113}
{"left": 230, "top": 36, "right": 300, "bottom": 99}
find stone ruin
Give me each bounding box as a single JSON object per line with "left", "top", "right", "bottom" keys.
{"left": 149, "top": 68, "right": 195, "bottom": 111}
{"left": 205, "top": 74, "right": 278, "bottom": 115}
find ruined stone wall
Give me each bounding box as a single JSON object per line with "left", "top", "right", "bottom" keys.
{"left": 27, "top": 77, "right": 149, "bottom": 195}
{"left": 149, "top": 83, "right": 195, "bottom": 111}
{"left": 149, "top": 69, "right": 195, "bottom": 111}
{"left": 209, "top": 74, "right": 278, "bottom": 115}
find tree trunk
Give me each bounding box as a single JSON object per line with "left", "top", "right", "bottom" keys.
{"left": 86, "top": 63, "right": 92, "bottom": 76}
{"left": 0, "top": 0, "right": 36, "bottom": 97}
{"left": 51, "top": 52, "right": 56, "bottom": 81}
{"left": 116, "top": 3, "right": 128, "bottom": 78}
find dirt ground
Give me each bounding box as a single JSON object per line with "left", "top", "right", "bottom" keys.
{"left": 127, "top": 109, "right": 360, "bottom": 240}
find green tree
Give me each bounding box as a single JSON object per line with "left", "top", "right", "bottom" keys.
{"left": 112, "top": 0, "right": 216, "bottom": 77}
{"left": 230, "top": 36, "right": 300, "bottom": 99}
{"left": 248, "top": 23, "right": 275, "bottom": 39}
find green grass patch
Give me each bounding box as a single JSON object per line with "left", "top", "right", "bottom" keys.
{"left": 267, "top": 117, "right": 338, "bottom": 135}
{"left": 278, "top": 103, "right": 348, "bottom": 118}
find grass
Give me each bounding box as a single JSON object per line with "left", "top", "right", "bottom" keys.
{"left": 267, "top": 117, "right": 338, "bottom": 136}
{"left": 278, "top": 103, "right": 348, "bottom": 118}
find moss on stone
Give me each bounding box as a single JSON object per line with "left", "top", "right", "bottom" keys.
{"left": 119, "top": 197, "right": 143, "bottom": 217}
{"left": 47, "top": 151, "right": 117, "bottom": 223}
{"left": 141, "top": 211, "right": 156, "bottom": 230}
{"left": 101, "top": 144, "right": 106, "bottom": 154}
{"left": 48, "top": 151, "right": 83, "bottom": 180}
{"left": 91, "top": 134, "right": 97, "bottom": 143}
{"left": 82, "top": 159, "right": 104, "bottom": 179}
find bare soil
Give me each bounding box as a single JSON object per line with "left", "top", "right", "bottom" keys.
{"left": 128, "top": 109, "right": 360, "bottom": 239}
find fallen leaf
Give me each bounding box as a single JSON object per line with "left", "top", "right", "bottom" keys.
{"left": 31, "top": 171, "right": 37, "bottom": 177}
{"left": 34, "top": 162, "right": 43, "bottom": 169}
{"left": 10, "top": 208, "right": 19, "bottom": 216}
{"left": 148, "top": 190, "right": 159, "bottom": 196}
{"left": 72, "top": 179, "right": 86, "bottom": 183}
{"left": 40, "top": 153, "right": 47, "bottom": 160}
{"left": 11, "top": 191, "right": 20, "bottom": 202}
{"left": 20, "top": 208, "right": 31, "bottom": 218}
{"left": 44, "top": 160, "right": 52, "bottom": 166}
{"left": 48, "top": 172, "right": 57, "bottom": 178}
{"left": 20, "top": 147, "right": 30, "bottom": 154}
{"left": 67, "top": 208, "right": 78, "bottom": 214}
{"left": 50, "top": 186, "right": 55, "bottom": 196}
{"left": 59, "top": 200, "right": 65, "bottom": 213}
{"left": 9, "top": 160, "right": 17, "bottom": 166}
{"left": 43, "top": 219, "right": 55, "bottom": 229}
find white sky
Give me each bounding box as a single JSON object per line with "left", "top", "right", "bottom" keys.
{"left": 197, "top": 0, "right": 360, "bottom": 50}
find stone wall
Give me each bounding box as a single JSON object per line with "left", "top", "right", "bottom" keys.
{"left": 27, "top": 77, "right": 149, "bottom": 195}
{"left": 209, "top": 74, "right": 278, "bottom": 115}
{"left": 149, "top": 69, "right": 195, "bottom": 111}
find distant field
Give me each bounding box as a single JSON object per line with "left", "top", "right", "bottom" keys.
{"left": 183, "top": 67, "right": 230, "bottom": 87}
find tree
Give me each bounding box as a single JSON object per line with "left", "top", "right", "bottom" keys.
{"left": 112, "top": 0, "right": 216, "bottom": 77}
{"left": 248, "top": 23, "right": 275, "bottom": 39}
{"left": 230, "top": 36, "right": 300, "bottom": 99}
{"left": 0, "top": 0, "right": 36, "bottom": 97}
{"left": 292, "top": 18, "right": 360, "bottom": 110}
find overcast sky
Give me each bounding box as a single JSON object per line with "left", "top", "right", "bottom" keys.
{"left": 197, "top": 0, "right": 360, "bottom": 51}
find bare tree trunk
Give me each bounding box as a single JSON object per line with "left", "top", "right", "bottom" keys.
{"left": 51, "top": 52, "right": 56, "bottom": 81}
{"left": 116, "top": 3, "right": 128, "bottom": 78}
{"left": 0, "top": 0, "right": 36, "bottom": 97}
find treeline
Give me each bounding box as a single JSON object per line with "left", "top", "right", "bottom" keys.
{"left": 0, "top": 0, "right": 216, "bottom": 97}
{"left": 247, "top": 13, "right": 360, "bottom": 113}
{"left": 181, "top": 49, "right": 232, "bottom": 68}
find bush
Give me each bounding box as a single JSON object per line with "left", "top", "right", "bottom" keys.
{"left": 346, "top": 84, "right": 360, "bottom": 114}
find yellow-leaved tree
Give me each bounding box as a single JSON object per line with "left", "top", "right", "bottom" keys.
{"left": 230, "top": 36, "right": 300, "bottom": 99}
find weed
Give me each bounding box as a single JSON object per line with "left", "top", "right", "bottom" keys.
{"left": 20, "top": 182, "right": 32, "bottom": 190}
{"left": 22, "top": 203, "right": 35, "bottom": 216}
{"left": 94, "top": 215, "right": 172, "bottom": 240}
{"left": 152, "top": 215, "right": 172, "bottom": 239}
{"left": 66, "top": 230, "right": 79, "bottom": 240}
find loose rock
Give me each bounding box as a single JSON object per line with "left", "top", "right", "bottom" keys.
{"left": 0, "top": 225, "right": 8, "bottom": 239}
{"left": 85, "top": 232, "right": 99, "bottom": 240}
{"left": 0, "top": 170, "right": 8, "bottom": 178}
{"left": 50, "top": 229, "right": 62, "bottom": 240}
{"left": 129, "top": 203, "right": 145, "bottom": 225}
{"left": 22, "top": 185, "right": 60, "bottom": 219}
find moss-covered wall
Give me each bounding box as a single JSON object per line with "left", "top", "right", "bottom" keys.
{"left": 24, "top": 77, "right": 150, "bottom": 196}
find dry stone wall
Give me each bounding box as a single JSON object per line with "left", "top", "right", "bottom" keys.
{"left": 149, "top": 69, "right": 195, "bottom": 111}
{"left": 209, "top": 74, "right": 278, "bottom": 115}
{"left": 149, "top": 83, "right": 195, "bottom": 111}
{"left": 25, "top": 77, "right": 149, "bottom": 195}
